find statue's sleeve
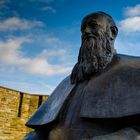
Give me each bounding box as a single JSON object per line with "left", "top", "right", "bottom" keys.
{"left": 26, "top": 76, "right": 75, "bottom": 128}
{"left": 23, "top": 131, "right": 46, "bottom": 140}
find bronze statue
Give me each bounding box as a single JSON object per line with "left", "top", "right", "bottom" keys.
{"left": 24, "top": 12, "right": 140, "bottom": 140}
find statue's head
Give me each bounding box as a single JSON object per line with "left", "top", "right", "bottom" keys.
{"left": 81, "top": 12, "right": 118, "bottom": 42}
{"left": 71, "top": 12, "right": 118, "bottom": 84}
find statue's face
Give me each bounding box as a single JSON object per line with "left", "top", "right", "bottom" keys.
{"left": 71, "top": 12, "right": 118, "bottom": 84}
{"left": 81, "top": 13, "right": 118, "bottom": 41}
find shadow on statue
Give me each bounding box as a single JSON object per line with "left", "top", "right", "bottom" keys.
{"left": 23, "top": 12, "right": 140, "bottom": 140}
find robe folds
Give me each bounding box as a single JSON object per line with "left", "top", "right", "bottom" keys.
{"left": 25, "top": 54, "right": 140, "bottom": 140}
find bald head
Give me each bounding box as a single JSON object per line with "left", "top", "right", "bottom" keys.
{"left": 71, "top": 12, "right": 118, "bottom": 84}
{"left": 81, "top": 12, "right": 118, "bottom": 41}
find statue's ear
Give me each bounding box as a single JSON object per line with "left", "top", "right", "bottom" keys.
{"left": 110, "top": 26, "right": 118, "bottom": 40}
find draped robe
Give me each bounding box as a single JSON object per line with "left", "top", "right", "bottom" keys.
{"left": 24, "top": 54, "right": 140, "bottom": 140}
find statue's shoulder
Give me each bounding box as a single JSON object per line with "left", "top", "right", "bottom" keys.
{"left": 26, "top": 75, "right": 75, "bottom": 128}
{"left": 117, "top": 54, "right": 140, "bottom": 67}
{"left": 80, "top": 54, "right": 140, "bottom": 119}
{"left": 104, "top": 54, "right": 140, "bottom": 77}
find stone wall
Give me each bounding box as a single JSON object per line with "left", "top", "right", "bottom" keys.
{"left": 0, "top": 86, "right": 48, "bottom": 140}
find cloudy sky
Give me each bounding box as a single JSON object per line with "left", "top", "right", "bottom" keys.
{"left": 0, "top": 0, "right": 140, "bottom": 95}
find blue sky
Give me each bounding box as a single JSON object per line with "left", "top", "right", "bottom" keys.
{"left": 0, "top": 0, "right": 140, "bottom": 95}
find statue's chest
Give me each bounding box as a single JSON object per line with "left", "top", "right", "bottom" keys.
{"left": 80, "top": 67, "right": 140, "bottom": 118}
{"left": 59, "top": 81, "right": 87, "bottom": 127}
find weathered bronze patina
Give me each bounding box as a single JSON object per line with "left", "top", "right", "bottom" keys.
{"left": 24, "top": 12, "right": 140, "bottom": 140}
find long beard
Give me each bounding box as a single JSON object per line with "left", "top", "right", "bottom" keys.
{"left": 71, "top": 34, "right": 115, "bottom": 84}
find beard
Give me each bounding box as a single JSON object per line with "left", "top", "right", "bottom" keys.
{"left": 71, "top": 33, "right": 116, "bottom": 84}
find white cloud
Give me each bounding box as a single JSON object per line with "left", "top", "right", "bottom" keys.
{"left": 0, "top": 37, "right": 30, "bottom": 64}
{"left": 119, "top": 4, "right": 140, "bottom": 33}
{"left": 40, "top": 6, "right": 56, "bottom": 13}
{"left": 0, "top": 17, "right": 44, "bottom": 31}
{"left": 0, "top": 37, "right": 72, "bottom": 76}
{"left": 21, "top": 58, "right": 72, "bottom": 76}
{"left": 124, "top": 4, "right": 140, "bottom": 17}
{"left": 45, "top": 36, "right": 61, "bottom": 46}
{"left": 119, "top": 16, "right": 140, "bottom": 32}
{"left": 38, "top": 49, "right": 66, "bottom": 58}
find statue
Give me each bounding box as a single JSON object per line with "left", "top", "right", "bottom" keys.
{"left": 24, "top": 12, "right": 140, "bottom": 140}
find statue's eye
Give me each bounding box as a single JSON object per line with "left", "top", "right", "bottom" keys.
{"left": 88, "top": 22, "right": 98, "bottom": 29}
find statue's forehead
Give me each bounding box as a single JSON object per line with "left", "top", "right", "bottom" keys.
{"left": 82, "top": 13, "right": 114, "bottom": 26}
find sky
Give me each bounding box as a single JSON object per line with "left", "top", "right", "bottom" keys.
{"left": 0, "top": 0, "right": 140, "bottom": 95}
